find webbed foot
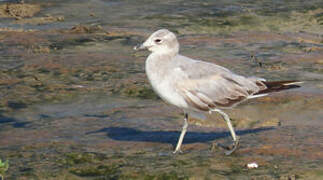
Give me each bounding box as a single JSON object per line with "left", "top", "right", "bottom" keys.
{"left": 211, "top": 136, "right": 240, "bottom": 156}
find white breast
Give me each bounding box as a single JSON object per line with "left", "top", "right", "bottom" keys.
{"left": 145, "top": 54, "right": 188, "bottom": 109}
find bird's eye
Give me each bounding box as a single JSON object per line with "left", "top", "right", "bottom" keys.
{"left": 154, "top": 39, "right": 162, "bottom": 43}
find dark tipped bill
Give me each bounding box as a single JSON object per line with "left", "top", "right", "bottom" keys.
{"left": 133, "top": 43, "right": 145, "bottom": 51}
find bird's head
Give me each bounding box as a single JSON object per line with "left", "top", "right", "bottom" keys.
{"left": 134, "top": 29, "right": 179, "bottom": 55}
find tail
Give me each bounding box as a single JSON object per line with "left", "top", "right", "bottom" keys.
{"left": 255, "top": 80, "right": 303, "bottom": 95}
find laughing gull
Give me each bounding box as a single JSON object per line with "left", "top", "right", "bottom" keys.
{"left": 134, "top": 29, "right": 301, "bottom": 155}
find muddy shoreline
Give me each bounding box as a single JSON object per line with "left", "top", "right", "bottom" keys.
{"left": 0, "top": 0, "right": 322, "bottom": 179}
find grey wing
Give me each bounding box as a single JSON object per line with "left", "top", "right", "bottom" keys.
{"left": 174, "top": 61, "right": 266, "bottom": 111}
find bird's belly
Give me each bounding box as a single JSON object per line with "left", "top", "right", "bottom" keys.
{"left": 150, "top": 79, "right": 188, "bottom": 109}
{"left": 145, "top": 56, "right": 188, "bottom": 109}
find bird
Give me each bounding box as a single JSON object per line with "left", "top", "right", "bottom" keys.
{"left": 134, "top": 29, "right": 302, "bottom": 155}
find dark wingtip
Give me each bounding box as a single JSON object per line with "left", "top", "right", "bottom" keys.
{"left": 255, "top": 80, "right": 302, "bottom": 95}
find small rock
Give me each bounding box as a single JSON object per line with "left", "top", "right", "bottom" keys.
{"left": 56, "top": 16, "right": 64, "bottom": 21}
{"left": 246, "top": 162, "right": 258, "bottom": 169}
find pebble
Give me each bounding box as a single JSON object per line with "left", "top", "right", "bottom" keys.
{"left": 247, "top": 162, "right": 258, "bottom": 169}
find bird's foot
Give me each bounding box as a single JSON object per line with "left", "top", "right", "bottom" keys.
{"left": 211, "top": 136, "right": 240, "bottom": 156}
{"left": 173, "top": 149, "right": 183, "bottom": 154}
{"left": 224, "top": 137, "right": 240, "bottom": 156}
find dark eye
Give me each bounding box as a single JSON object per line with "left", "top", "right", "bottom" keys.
{"left": 154, "top": 39, "right": 162, "bottom": 43}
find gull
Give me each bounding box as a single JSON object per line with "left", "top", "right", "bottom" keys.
{"left": 134, "top": 29, "right": 301, "bottom": 155}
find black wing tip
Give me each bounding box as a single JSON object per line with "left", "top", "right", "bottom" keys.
{"left": 255, "top": 80, "right": 302, "bottom": 95}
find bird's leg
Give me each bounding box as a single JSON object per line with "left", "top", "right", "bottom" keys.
{"left": 173, "top": 113, "right": 188, "bottom": 154}
{"left": 212, "top": 109, "right": 240, "bottom": 155}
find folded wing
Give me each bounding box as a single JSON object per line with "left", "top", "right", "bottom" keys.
{"left": 174, "top": 61, "right": 266, "bottom": 111}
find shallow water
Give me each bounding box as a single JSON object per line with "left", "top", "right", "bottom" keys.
{"left": 0, "top": 0, "right": 323, "bottom": 179}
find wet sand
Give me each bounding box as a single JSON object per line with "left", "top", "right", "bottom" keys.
{"left": 0, "top": 0, "right": 322, "bottom": 179}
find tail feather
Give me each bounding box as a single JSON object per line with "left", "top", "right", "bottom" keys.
{"left": 255, "top": 80, "right": 302, "bottom": 95}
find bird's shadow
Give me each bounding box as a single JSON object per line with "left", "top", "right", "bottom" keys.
{"left": 87, "top": 126, "right": 274, "bottom": 147}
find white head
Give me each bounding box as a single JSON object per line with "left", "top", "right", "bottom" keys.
{"left": 134, "top": 29, "right": 179, "bottom": 56}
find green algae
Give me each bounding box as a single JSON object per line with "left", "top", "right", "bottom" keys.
{"left": 2, "top": 141, "right": 323, "bottom": 179}
{"left": 143, "top": 171, "right": 189, "bottom": 180}
{"left": 69, "top": 164, "right": 121, "bottom": 178}
{"left": 121, "top": 85, "right": 158, "bottom": 99}
{"left": 60, "top": 152, "right": 107, "bottom": 166}
{"left": 144, "top": 8, "right": 323, "bottom": 35}
{"left": 0, "top": 159, "right": 9, "bottom": 177}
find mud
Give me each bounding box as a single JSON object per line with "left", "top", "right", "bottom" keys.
{"left": 0, "top": 3, "right": 40, "bottom": 18}
{"left": 0, "top": 0, "right": 323, "bottom": 179}
{"left": 14, "top": 15, "right": 64, "bottom": 25}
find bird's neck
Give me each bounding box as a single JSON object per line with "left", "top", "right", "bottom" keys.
{"left": 151, "top": 48, "right": 178, "bottom": 57}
